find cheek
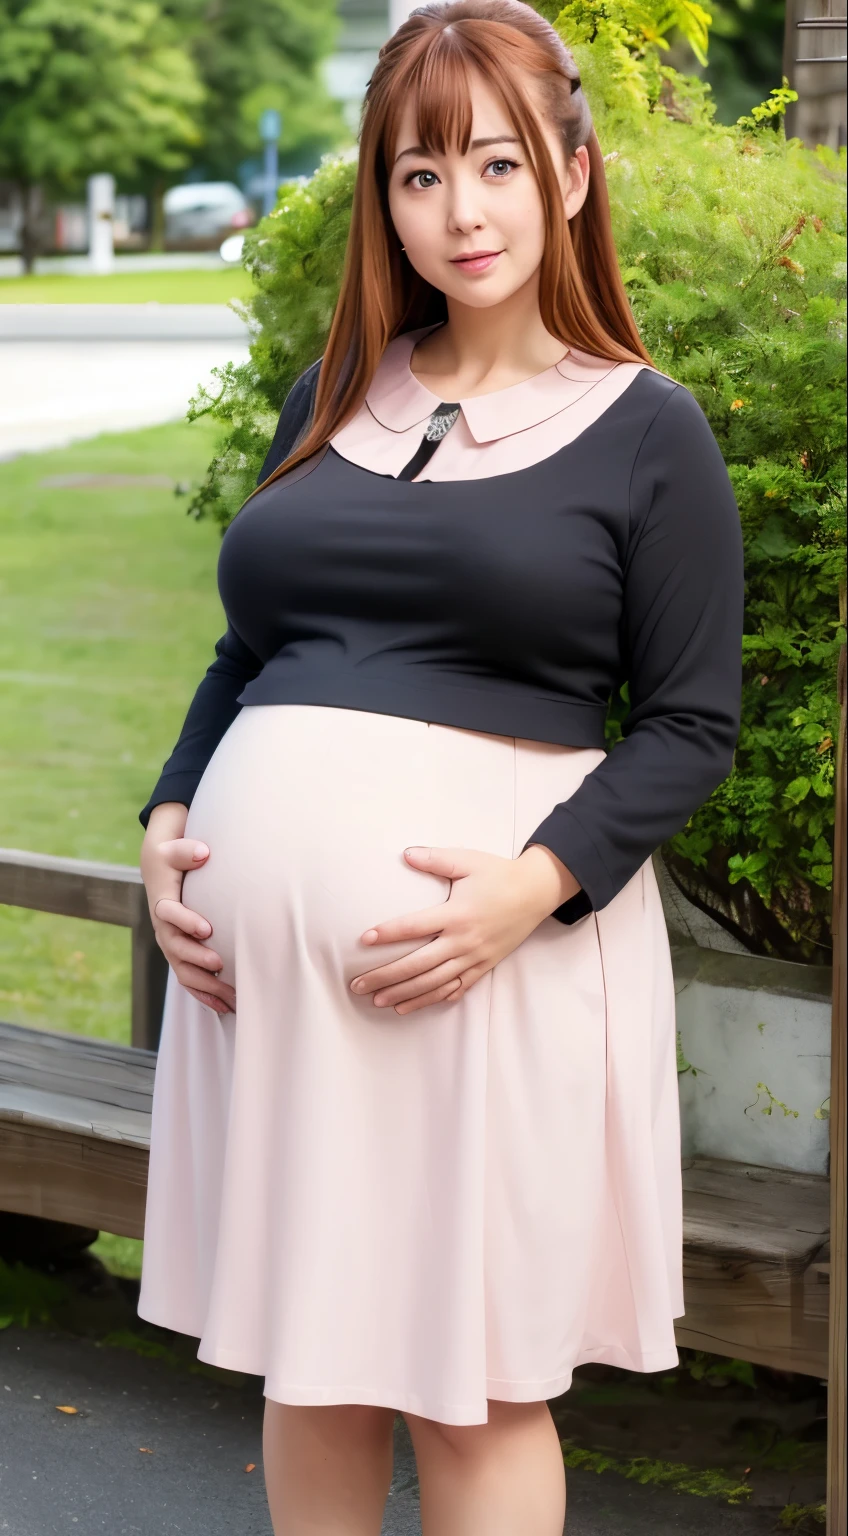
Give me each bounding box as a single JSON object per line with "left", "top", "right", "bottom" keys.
{"left": 389, "top": 195, "right": 435, "bottom": 265}
{"left": 499, "top": 192, "right": 546, "bottom": 269}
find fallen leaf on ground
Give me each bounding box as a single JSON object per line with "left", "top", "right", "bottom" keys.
{"left": 55, "top": 1406, "right": 78, "bottom": 1414}
{"left": 244, "top": 1463, "right": 256, "bottom": 1473}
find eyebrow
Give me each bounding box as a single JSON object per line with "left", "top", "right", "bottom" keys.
{"left": 393, "top": 135, "right": 522, "bottom": 166}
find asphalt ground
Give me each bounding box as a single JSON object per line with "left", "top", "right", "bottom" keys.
{"left": 0, "top": 1323, "right": 800, "bottom": 1536}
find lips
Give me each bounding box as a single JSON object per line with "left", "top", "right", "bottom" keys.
{"left": 450, "top": 251, "right": 502, "bottom": 272}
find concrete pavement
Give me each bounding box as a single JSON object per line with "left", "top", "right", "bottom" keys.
{"left": 0, "top": 305, "right": 250, "bottom": 341}
{"left": 0, "top": 301, "right": 251, "bottom": 459}
{"left": 0, "top": 336, "right": 250, "bottom": 459}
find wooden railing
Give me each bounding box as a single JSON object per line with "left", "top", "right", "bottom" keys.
{"left": 0, "top": 848, "right": 168, "bottom": 1051}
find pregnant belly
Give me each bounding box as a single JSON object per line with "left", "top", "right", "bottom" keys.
{"left": 177, "top": 705, "right": 454, "bottom": 994}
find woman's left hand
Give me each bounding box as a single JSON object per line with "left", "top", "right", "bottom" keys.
{"left": 349, "top": 844, "right": 581, "bottom": 1015}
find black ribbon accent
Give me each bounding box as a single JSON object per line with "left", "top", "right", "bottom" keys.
{"left": 396, "top": 402, "right": 461, "bottom": 481}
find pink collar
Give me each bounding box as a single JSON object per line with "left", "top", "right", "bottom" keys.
{"left": 364, "top": 323, "right": 624, "bottom": 445}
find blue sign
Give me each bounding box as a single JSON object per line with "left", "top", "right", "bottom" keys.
{"left": 259, "top": 109, "right": 281, "bottom": 143}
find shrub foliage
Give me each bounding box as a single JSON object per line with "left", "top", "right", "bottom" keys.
{"left": 185, "top": 1, "right": 846, "bottom": 961}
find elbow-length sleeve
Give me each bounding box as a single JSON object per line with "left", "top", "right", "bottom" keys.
{"left": 138, "top": 359, "right": 322, "bottom": 831}
{"left": 524, "top": 383, "right": 745, "bottom": 924}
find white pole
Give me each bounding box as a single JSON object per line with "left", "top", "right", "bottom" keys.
{"left": 87, "top": 173, "right": 115, "bottom": 275}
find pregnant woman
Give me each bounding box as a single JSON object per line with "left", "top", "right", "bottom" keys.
{"left": 137, "top": 2, "right": 744, "bottom": 1531}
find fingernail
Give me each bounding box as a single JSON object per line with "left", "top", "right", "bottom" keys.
{"left": 197, "top": 922, "right": 211, "bottom": 936}
{"left": 362, "top": 929, "right": 378, "bottom": 943}
{"left": 193, "top": 845, "right": 209, "bottom": 859}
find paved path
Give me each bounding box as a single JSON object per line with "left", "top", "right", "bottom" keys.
{"left": 0, "top": 1326, "right": 787, "bottom": 1535}
{"left": 0, "top": 338, "right": 250, "bottom": 459}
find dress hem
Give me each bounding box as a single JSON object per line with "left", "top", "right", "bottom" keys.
{"left": 136, "top": 1297, "right": 681, "bottom": 1426}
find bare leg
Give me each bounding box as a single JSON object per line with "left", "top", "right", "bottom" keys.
{"left": 404, "top": 1399, "right": 566, "bottom": 1536}
{"left": 262, "top": 1400, "right": 396, "bottom": 1535}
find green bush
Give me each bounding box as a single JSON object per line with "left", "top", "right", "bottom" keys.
{"left": 185, "top": 2, "right": 846, "bottom": 962}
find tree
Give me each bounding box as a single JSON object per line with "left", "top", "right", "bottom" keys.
{"left": 160, "top": 0, "right": 348, "bottom": 186}
{"left": 664, "top": 0, "right": 787, "bottom": 127}
{"left": 0, "top": 0, "right": 204, "bottom": 270}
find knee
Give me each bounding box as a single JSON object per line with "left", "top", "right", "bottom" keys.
{"left": 265, "top": 1398, "right": 394, "bottom": 1448}
{"left": 405, "top": 1399, "right": 548, "bottom": 1458}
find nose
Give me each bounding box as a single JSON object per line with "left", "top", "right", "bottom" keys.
{"left": 445, "top": 169, "right": 487, "bottom": 236}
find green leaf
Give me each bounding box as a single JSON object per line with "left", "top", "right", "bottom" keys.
{"left": 751, "top": 517, "right": 803, "bottom": 561}
{"left": 783, "top": 777, "right": 812, "bottom": 806}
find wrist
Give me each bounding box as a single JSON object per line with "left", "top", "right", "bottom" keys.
{"left": 515, "top": 843, "right": 581, "bottom": 915}
{"left": 145, "top": 801, "right": 189, "bottom": 840}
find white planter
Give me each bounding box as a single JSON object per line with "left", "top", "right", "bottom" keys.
{"left": 672, "top": 944, "right": 832, "bottom": 1176}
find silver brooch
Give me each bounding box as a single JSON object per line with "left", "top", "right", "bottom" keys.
{"left": 425, "top": 407, "right": 460, "bottom": 442}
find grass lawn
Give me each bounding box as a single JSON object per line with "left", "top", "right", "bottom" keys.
{"left": 0, "top": 269, "right": 254, "bottom": 305}
{"left": 0, "top": 418, "right": 230, "bottom": 1045}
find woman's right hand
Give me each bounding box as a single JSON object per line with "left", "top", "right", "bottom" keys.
{"left": 141, "top": 802, "right": 236, "bottom": 1016}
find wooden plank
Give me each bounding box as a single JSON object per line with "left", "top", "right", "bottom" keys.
{"left": 676, "top": 1250, "right": 829, "bottom": 1378}
{"left": 0, "top": 846, "right": 147, "bottom": 926}
{"left": 0, "top": 1018, "right": 156, "bottom": 1112}
{"left": 0, "top": 1090, "right": 150, "bottom": 1146}
{"left": 0, "top": 1118, "right": 148, "bottom": 1239}
{"left": 678, "top": 1156, "right": 830, "bottom": 1378}
{"left": 828, "top": 638, "right": 847, "bottom": 1534}
{"left": 682, "top": 1157, "right": 830, "bottom": 1269}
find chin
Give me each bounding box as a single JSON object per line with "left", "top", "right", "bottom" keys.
{"left": 441, "top": 280, "right": 518, "bottom": 310}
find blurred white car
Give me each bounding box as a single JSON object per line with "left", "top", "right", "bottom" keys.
{"left": 164, "top": 182, "right": 254, "bottom": 250}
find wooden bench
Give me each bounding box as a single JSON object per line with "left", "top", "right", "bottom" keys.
{"left": 0, "top": 845, "right": 836, "bottom": 1386}
{"left": 0, "top": 847, "right": 835, "bottom": 1388}
{"left": 0, "top": 1018, "right": 153, "bottom": 1240}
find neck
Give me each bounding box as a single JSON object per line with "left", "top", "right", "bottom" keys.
{"left": 411, "top": 276, "right": 568, "bottom": 397}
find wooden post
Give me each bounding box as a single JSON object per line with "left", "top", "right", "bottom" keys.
{"left": 828, "top": 638, "right": 846, "bottom": 1535}
{"left": 130, "top": 893, "right": 169, "bottom": 1052}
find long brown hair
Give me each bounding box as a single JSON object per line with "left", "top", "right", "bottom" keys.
{"left": 268, "top": 0, "right": 654, "bottom": 483}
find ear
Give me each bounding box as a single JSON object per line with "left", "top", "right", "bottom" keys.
{"left": 564, "top": 143, "right": 591, "bottom": 221}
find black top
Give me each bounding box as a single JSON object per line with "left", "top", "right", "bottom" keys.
{"left": 139, "top": 359, "right": 744, "bottom": 926}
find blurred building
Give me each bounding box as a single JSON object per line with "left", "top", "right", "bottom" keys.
{"left": 323, "top": 0, "right": 392, "bottom": 132}
{"left": 783, "top": 0, "right": 847, "bottom": 149}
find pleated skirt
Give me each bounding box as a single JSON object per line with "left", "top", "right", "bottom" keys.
{"left": 136, "top": 704, "right": 684, "bottom": 1426}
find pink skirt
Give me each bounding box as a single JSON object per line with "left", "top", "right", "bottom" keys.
{"left": 137, "top": 704, "right": 683, "bottom": 1425}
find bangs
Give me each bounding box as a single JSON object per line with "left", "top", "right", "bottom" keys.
{"left": 382, "top": 33, "right": 529, "bottom": 170}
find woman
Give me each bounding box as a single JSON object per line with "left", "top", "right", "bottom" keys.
{"left": 137, "top": 2, "right": 744, "bottom": 1531}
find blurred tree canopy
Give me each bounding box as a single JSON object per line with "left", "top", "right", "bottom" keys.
{"left": 160, "top": 0, "right": 347, "bottom": 183}
{"left": 0, "top": 0, "right": 204, "bottom": 269}
{"left": 0, "top": 0, "right": 347, "bottom": 266}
